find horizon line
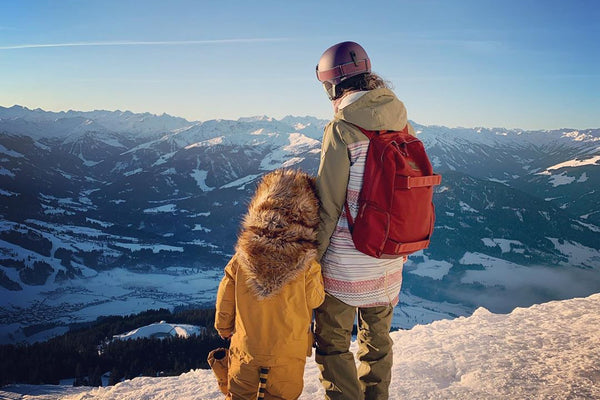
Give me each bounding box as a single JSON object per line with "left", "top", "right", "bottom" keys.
{"left": 1, "top": 103, "right": 597, "bottom": 132}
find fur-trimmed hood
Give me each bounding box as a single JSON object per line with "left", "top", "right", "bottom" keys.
{"left": 235, "top": 169, "right": 320, "bottom": 299}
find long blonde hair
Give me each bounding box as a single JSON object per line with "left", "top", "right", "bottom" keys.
{"left": 336, "top": 72, "right": 392, "bottom": 98}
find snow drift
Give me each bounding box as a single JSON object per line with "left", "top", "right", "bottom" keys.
{"left": 2, "top": 293, "right": 599, "bottom": 399}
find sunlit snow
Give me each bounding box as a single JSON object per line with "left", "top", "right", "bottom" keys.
{"left": 112, "top": 321, "right": 205, "bottom": 341}
{"left": 143, "top": 204, "right": 177, "bottom": 214}
{"left": 0, "top": 166, "right": 15, "bottom": 177}
{"left": 548, "top": 171, "right": 576, "bottom": 187}
{"left": 190, "top": 169, "right": 214, "bottom": 192}
{"left": 3, "top": 294, "right": 598, "bottom": 399}
{"left": 481, "top": 238, "right": 524, "bottom": 253}
{"left": 406, "top": 253, "right": 452, "bottom": 280}
{"left": 220, "top": 174, "right": 261, "bottom": 190}
{"left": 113, "top": 243, "right": 183, "bottom": 253}
{"left": 0, "top": 144, "right": 24, "bottom": 158}
{"left": 547, "top": 155, "right": 600, "bottom": 170}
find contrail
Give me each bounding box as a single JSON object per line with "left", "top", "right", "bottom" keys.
{"left": 0, "top": 38, "right": 290, "bottom": 50}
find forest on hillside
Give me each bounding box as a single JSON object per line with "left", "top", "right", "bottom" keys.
{"left": 0, "top": 308, "right": 227, "bottom": 386}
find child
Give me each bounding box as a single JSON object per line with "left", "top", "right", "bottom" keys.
{"left": 215, "top": 169, "right": 325, "bottom": 400}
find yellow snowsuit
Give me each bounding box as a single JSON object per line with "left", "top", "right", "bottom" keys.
{"left": 215, "top": 169, "right": 325, "bottom": 400}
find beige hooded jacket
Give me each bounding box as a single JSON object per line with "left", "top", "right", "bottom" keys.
{"left": 316, "top": 87, "right": 414, "bottom": 259}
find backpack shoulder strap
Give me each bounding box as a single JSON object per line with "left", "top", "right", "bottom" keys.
{"left": 353, "top": 124, "right": 410, "bottom": 138}
{"left": 344, "top": 123, "right": 418, "bottom": 232}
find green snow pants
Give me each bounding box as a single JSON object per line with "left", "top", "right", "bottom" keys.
{"left": 314, "top": 293, "right": 394, "bottom": 400}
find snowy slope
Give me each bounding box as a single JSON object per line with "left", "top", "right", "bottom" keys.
{"left": 112, "top": 321, "right": 205, "bottom": 341}
{"left": 2, "top": 293, "right": 598, "bottom": 399}
{"left": 0, "top": 267, "right": 222, "bottom": 344}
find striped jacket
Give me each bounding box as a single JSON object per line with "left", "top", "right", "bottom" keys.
{"left": 316, "top": 88, "right": 415, "bottom": 307}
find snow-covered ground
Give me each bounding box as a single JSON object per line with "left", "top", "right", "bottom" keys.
{"left": 0, "top": 267, "right": 222, "bottom": 344}
{"left": 2, "top": 293, "right": 598, "bottom": 399}
{"left": 112, "top": 321, "right": 205, "bottom": 341}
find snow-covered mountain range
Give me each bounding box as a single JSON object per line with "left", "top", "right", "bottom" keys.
{"left": 1, "top": 105, "right": 599, "bottom": 343}
{"left": 2, "top": 293, "right": 599, "bottom": 399}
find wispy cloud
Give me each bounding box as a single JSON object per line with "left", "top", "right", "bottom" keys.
{"left": 0, "top": 38, "right": 290, "bottom": 51}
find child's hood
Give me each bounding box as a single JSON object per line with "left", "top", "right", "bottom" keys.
{"left": 235, "top": 169, "right": 320, "bottom": 299}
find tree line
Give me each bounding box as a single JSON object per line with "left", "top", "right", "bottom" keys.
{"left": 0, "top": 308, "right": 228, "bottom": 387}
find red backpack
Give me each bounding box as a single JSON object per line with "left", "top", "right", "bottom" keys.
{"left": 345, "top": 125, "right": 442, "bottom": 258}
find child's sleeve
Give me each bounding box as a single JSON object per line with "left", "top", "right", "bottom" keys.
{"left": 305, "top": 259, "right": 325, "bottom": 310}
{"left": 214, "top": 256, "right": 237, "bottom": 338}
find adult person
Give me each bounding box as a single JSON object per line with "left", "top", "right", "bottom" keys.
{"left": 314, "top": 41, "right": 415, "bottom": 400}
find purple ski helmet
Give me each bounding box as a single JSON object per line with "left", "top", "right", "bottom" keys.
{"left": 316, "top": 41, "right": 371, "bottom": 100}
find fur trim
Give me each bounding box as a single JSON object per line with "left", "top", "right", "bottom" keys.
{"left": 235, "top": 169, "right": 320, "bottom": 299}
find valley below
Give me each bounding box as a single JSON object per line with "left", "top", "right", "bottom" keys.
{"left": 1, "top": 105, "right": 599, "bottom": 344}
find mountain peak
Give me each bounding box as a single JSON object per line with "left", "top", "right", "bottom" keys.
{"left": 237, "top": 115, "right": 273, "bottom": 122}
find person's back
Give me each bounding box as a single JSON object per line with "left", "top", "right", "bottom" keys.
{"left": 215, "top": 169, "right": 325, "bottom": 399}
{"left": 314, "top": 41, "right": 413, "bottom": 400}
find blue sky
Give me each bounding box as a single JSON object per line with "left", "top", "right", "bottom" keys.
{"left": 1, "top": 0, "right": 598, "bottom": 129}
